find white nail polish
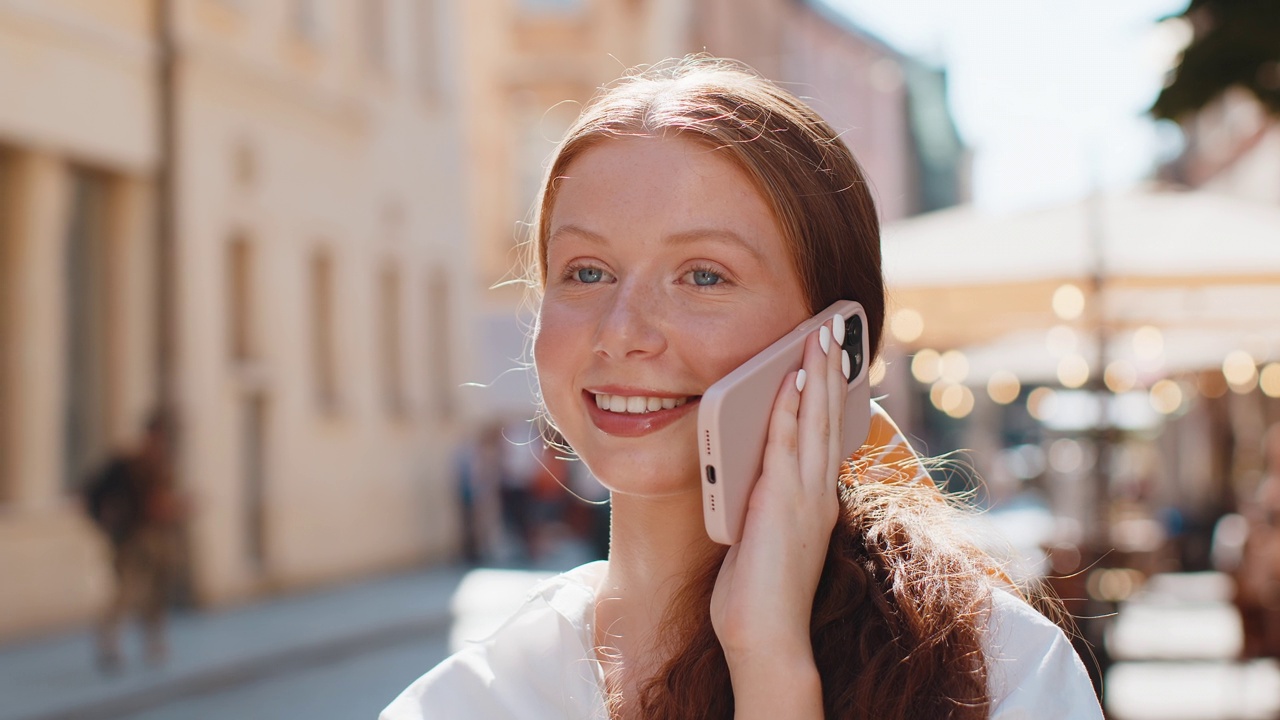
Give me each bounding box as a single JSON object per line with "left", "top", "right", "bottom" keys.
{"left": 833, "top": 314, "right": 845, "bottom": 345}
{"left": 796, "top": 369, "right": 807, "bottom": 392}
{"left": 842, "top": 349, "right": 851, "bottom": 379}
{"left": 819, "top": 325, "right": 831, "bottom": 353}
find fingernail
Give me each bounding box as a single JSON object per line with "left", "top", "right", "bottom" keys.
{"left": 819, "top": 325, "right": 831, "bottom": 353}
{"left": 833, "top": 314, "right": 845, "bottom": 345}
{"left": 796, "top": 369, "right": 807, "bottom": 392}
{"left": 842, "top": 350, "right": 851, "bottom": 379}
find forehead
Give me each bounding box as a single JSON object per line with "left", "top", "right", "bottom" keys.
{"left": 546, "top": 135, "right": 784, "bottom": 252}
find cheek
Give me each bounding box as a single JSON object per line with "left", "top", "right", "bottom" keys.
{"left": 532, "top": 308, "right": 578, "bottom": 409}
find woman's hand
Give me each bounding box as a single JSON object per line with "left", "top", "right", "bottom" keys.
{"left": 709, "top": 314, "right": 849, "bottom": 718}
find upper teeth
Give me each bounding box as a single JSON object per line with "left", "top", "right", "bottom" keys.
{"left": 594, "top": 394, "right": 688, "bottom": 414}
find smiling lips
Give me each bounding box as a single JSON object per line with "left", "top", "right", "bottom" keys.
{"left": 593, "top": 393, "right": 690, "bottom": 413}
{"left": 584, "top": 390, "right": 699, "bottom": 437}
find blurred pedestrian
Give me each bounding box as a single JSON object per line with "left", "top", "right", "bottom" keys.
{"left": 82, "top": 410, "right": 187, "bottom": 672}
{"left": 530, "top": 431, "right": 572, "bottom": 561}
{"left": 456, "top": 421, "right": 505, "bottom": 564}
{"left": 499, "top": 418, "right": 539, "bottom": 562}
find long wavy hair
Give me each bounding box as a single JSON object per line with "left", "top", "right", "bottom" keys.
{"left": 527, "top": 56, "right": 995, "bottom": 719}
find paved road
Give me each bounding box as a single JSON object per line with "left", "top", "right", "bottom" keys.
{"left": 121, "top": 632, "right": 450, "bottom": 720}
{"left": 117, "top": 567, "right": 558, "bottom": 720}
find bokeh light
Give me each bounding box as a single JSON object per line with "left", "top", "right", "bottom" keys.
{"left": 941, "top": 384, "right": 975, "bottom": 418}
{"left": 1052, "top": 283, "right": 1086, "bottom": 321}
{"left": 1027, "top": 387, "right": 1057, "bottom": 421}
{"left": 987, "top": 370, "right": 1021, "bottom": 405}
{"left": 1057, "top": 354, "right": 1090, "bottom": 389}
{"left": 1261, "top": 363, "right": 1280, "bottom": 399}
{"left": 911, "top": 349, "right": 942, "bottom": 384}
{"left": 1149, "top": 379, "right": 1183, "bottom": 414}
{"left": 1132, "top": 325, "right": 1164, "bottom": 361}
{"left": 1223, "top": 350, "right": 1258, "bottom": 393}
{"left": 1105, "top": 360, "right": 1138, "bottom": 394}
{"left": 889, "top": 308, "right": 924, "bottom": 344}
{"left": 1049, "top": 438, "right": 1085, "bottom": 474}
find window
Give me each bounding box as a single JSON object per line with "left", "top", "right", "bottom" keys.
{"left": 240, "top": 391, "right": 269, "bottom": 570}
{"left": 425, "top": 265, "right": 454, "bottom": 421}
{"left": 379, "top": 262, "right": 405, "bottom": 416}
{"left": 310, "top": 249, "right": 338, "bottom": 411}
{"left": 227, "top": 236, "right": 254, "bottom": 362}
{"left": 63, "top": 168, "right": 112, "bottom": 490}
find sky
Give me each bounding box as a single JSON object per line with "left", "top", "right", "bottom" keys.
{"left": 822, "top": 0, "right": 1192, "bottom": 212}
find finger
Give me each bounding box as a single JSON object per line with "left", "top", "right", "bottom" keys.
{"left": 761, "top": 370, "right": 803, "bottom": 478}
{"left": 796, "top": 325, "right": 831, "bottom": 491}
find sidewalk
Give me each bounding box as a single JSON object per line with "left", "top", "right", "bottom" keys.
{"left": 0, "top": 564, "right": 470, "bottom": 720}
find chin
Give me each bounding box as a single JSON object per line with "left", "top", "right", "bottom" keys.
{"left": 576, "top": 442, "right": 701, "bottom": 499}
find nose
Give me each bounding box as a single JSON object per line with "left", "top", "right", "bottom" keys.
{"left": 592, "top": 281, "right": 668, "bottom": 360}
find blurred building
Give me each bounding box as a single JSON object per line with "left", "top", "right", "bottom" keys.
{"left": 0, "top": 0, "right": 474, "bottom": 641}
{"left": 693, "top": 0, "right": 966, "bottom": 221}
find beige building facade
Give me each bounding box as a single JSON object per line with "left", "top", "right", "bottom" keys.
{"left": 0, "top": 0, "right": 475, "bottom": 640}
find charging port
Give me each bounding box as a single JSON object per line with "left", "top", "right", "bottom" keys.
{"left": 705, "top": 465, "right": 717, "bottom": 484}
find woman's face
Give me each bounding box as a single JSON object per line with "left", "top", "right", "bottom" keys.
{"left": 534, "top": 135, "right": 810, "bottom": 497}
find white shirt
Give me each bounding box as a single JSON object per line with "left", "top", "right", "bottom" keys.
{"left": 382, "top": 561, "right": 1103, "bottom": 720}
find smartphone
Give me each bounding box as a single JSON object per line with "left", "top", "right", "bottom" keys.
{"left": 699, "top": 300, "right": 871, "bottom": 545}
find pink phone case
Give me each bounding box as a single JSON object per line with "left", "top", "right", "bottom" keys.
{"left": 698, "top": 300, "right": 871, "bottom": 545}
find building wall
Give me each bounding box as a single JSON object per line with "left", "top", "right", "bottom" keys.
{"left": 782, "top": 3, "right": 918, "bottom": 223}
{"left": 691, "top": 0, "right": 937, "bottom": 223}
{"left": 170, "top": 0, "right": 474, "bottom": 605}
{"left": 0, "top": 0, "right": 157, "bottom": 640}
{"left": 0, "top": 0, "right": 475, "bottom": 640}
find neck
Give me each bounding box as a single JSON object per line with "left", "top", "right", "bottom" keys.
{"left": 595, "top": 486, "right": 719, "bottom": 684}
{"left": 605, "top": 486, "right": 716, "bottom": 599}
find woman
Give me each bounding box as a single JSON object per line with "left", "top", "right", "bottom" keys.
{"left": 384, "top": 57, "right": 1101, "bottom": 719}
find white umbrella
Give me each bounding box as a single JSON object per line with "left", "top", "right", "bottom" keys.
{"left": 881, "top": 185, "right": 1280, "bottom": 381}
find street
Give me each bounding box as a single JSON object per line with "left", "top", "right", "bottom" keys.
{"left": 121, "top": 634, "right": 450, "bottom": 720}
{"left": 7, "top": 560, "right": 1280, "bottom": 720}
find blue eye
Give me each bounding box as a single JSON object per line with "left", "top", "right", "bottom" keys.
{"left": 575, "top": 267, "right": 604, "bottom": 283}
{"left": 691, "top": 269, "right": 723, "bottom": 287}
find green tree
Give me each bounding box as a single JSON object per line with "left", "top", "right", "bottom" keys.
{"left": 1151, "top": 0, "right": 1280, "bottom": 120}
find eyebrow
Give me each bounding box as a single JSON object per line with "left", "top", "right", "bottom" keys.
{"left": 548, "top": 224, "right": 766, "bottom": 262}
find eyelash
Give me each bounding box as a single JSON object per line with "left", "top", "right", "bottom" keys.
{"left": 685, "top": 264, "right": 728, "bottom": 288}
{"left": 560, "top": 261, "right": 610, "bottom": 285}
{"left": 556, "top": 261, "right": 731, "bottom": 288}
